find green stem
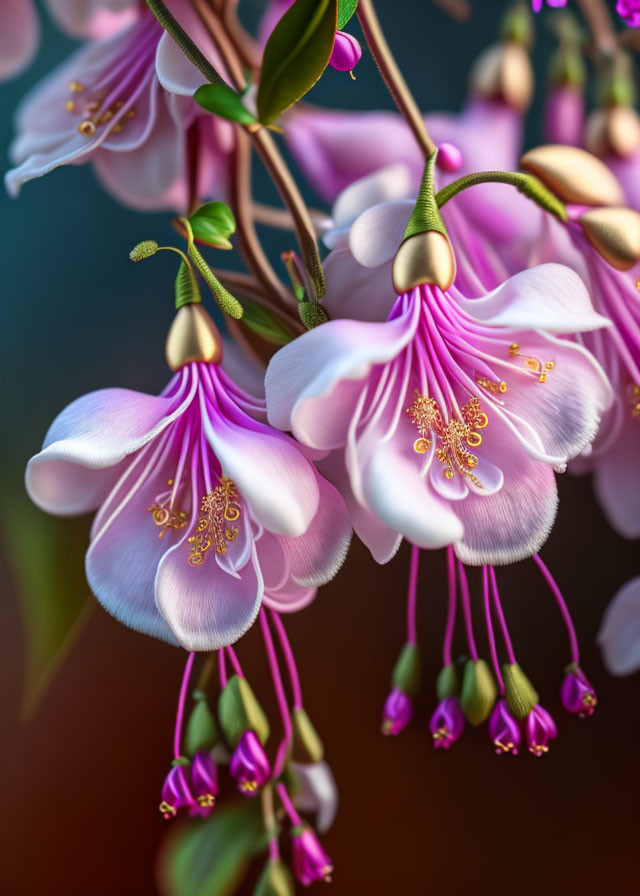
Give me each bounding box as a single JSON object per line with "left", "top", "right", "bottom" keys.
{"left": 145, "top": 0, "right": 226, "bottom": 85}
{"left": 404, "top": 152, "right": 446, "bottom": 240}
{"left": 177, "top": 217, "right": 243, "bottom": 319}
{"left": 435, "top": 171, "right": 568, "bottom": 221}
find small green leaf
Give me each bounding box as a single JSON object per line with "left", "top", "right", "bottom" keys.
{"left": 257, "top": 0, "right": 338, "bottom": 125}
{"left": 0, "top": 489, "right": 92, "bottom": 718}
{"left": 218, "top": 675, "right": 270, "bottom": 747}
{"left": 189, "top": 201, "right": 236, "bottom": 251}
{"left": 240, "top": 300, "right": 296, "bottom": 345}
{"left": 157, "top": 802, "right": 264, "bottom": 896}
{"left": 337, "top": 0, "right": 358, "bottom": 30}
{"left": 194, "top": 83, "right": 258, "bottom": 126}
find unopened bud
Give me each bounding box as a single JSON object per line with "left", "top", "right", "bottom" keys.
{"left": 129, "top": 240, "right": 159, "bottom": 261}
{"left": 520, "top": 144, "right": 625, "bottom": 206}
{"left": 459, "top": 658, "right": 497, "bottom": 726}
{"left": 579, "top": 206, "right": 640, "bottom": 270}
{"left": 165, "top": 303, "right": 224, "bottom": 372}
{"left": 502, "top": 662, "right": 539, "bottom": 719}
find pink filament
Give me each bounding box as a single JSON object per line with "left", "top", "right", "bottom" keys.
{"left": 218, "top": 647, "right": 228, "bottom": 690}
{"left": 276, "top": 781, "right": 303, "bottom": 827}
{"left": 270, "top": 610, "right": 304, "bottom": 711}
{"left": 443, "top": 546, "right": 458, "bottom": 666}
{"left": 406, "top": 544, "right": 420, "bottom": 646}
{"left": 483, "top": 566, "right": 504, "bottom": 693}
{"left": 489, "top": 567, "right": 517, "bottom": 665}
{"left": 173, "top": 651, "right": 195, "bottom": 759}
{"left": 259, "top": 609, "right": 293, "bottom": 779}
{"left": 226, "top": 645, "right": 244, "bottom": 678}
{"left": 533, "top": 554, "right": 580, "bottom": 665}
{"left": 456, "top": 559, "right": 479, "bottom": 661}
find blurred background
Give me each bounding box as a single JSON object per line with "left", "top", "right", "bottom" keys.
{"left": 1, "top": 1, "right": 639, "bottom": 894}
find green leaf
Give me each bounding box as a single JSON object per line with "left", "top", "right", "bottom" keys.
{"left": 0, "top": 488, "right": 92, "bottom": 719}
{"left": 157, "top": 802, "right": 264, "bottom": 896}
{"left": 337, "top": 0, "right": 358, "bottom": 30}
{"left": 189, "top": 201, "right": 236, "bottom": 251}
{"left": 194, "top": 83, "right": 258, "bottom": 126}
{"left": 257, "top": 0, "right": 338, "bottom": 125}
{"left": 240, "top": 300, "right": 296, "bottom": 345}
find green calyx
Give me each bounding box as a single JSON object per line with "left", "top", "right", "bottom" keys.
{"left": 500, "top": 2, "right": 532, "bottom": 48}
{"left": 175, "top": 260, "right": 201, "bottom": 308}
{"left": 392, "top": 643, "right": 422, "bottom": 698}
{"left": 403, "top": 151, "right": 447, "bottom": 242}
{"left": 549, "top": 45, "right": 586, "bottom": 88}
{"left": 292, "top": 707, "right": 324, "bottom": 764}
{"left": 171, "top": 755, "right": 191, "bottom": 768}
{"left": 435, "top": 170, "right": 568, "bottom": 222}
{"left": 184, "top": 694, "right": 220, "bottom": 756}
{"left": 502, "top": 662, "right": 539, "bottom": 719}
{"left": 436, "top": 663, "right": 460, "bottom": 701}
{"left": 459, "top": 659, "right": 497, "bottom": 726}
{"left": 218, "top": 674, "right": 270, "bottom": 748}
{"left": 254, "top": 859, "right": 295, "bottom": 896}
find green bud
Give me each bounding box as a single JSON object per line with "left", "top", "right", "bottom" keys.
{"left": 436, "top": 663, "right": 459, "bottom": 700}
{"left": 218, "top": 674, "right": 270, "bottom": 748}
{"left": 129, "top": 240, "right": 159, "bottom": 261}
{"left": 298, "top": 299, "right": 328, "bottom": 330}
{"left": 502, "top": 662, "right": 539, "bottom": 719}
{"left": 254, "top": 859, "right": 295, "bottom": 896}
{"left": 501, "top": 3, "right": 532, "bottom": 48}
{"left": 187, "top": 242, "right": 243, "bottom": 319}
{"left": 184, "top": 695, "right": 220, "bottom": 756}
{"left": 292, "top": 707, "right": 324, "bottom": 764}
{"left": 459, "top": 659, "right": 497, "bottom": 726}
{"left": 392, "top": 643, "right": 422, "bottom": 697}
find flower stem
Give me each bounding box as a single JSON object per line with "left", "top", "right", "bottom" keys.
{"left": 145, "top": 0, "right": 225, "bottom": 84}
{"left": 357, "top": 0, "right": 436, "bottom": 157}
{"left": 443, "top": 546, "right": 458, "bottom": 666}
{"left": 483, "top": 567, "right": 504, "bottom": 693}
{"left": 456, "top": 559, "right": 478, "bottom": 661}
{"left": 276, "top": 781, "right": 302, "bottom": 827}
{"left": 533, "top": 554, "right": 580, "bottom": 666}
{"left": 173, "top": 651, "right": 195, "bottom": 759}
{"left": 270, "top": 610, "right": 304, "bottom": 712}
{"left": 219, "top": 646, "right": 228, "bottom": 689}
{"left": 489, "top": 567, "right": 517, "bottom": 666}
{"left": 576, "top": 0, "right": 618, "bottom": 57}
{"left": 406, "top": 544, "right": 420, "bottom": 646}
{"left": 260, "top": 609, "right": 293, "bottom": 778}
{"left": 435, "top": 171, "right": 568, "bottom": 220}
{"left": 262, "top": 783, "right": 281, "bottom": 860}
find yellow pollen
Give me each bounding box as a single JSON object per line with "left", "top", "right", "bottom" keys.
{"left": 78, "top": 120, "right": 96, "bottom": 137}
{"left": 69, "top": 80, "right": 84, "bottom": 92}
{"left": 196, "top": 793, "right": 216, "bottom": 808}
{"left": 65, "top": 100, "right": 75, "bottom": 113}
{"left": 159, "top": 801, "right": 176, "bottom": 817}
{"left": 510, "top": 345, "right": 555, "bottom": 383}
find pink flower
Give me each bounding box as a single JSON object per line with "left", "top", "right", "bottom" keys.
{"left": 617, "top": 0, "right": 640, "bottom": 27}
{"left": 5, "top": 2, "right": 233, "bottom": 211}
{"left": 525, "top": 704, "right": 557, "bottom": 756}
{"left": 45, "top": 0, "right": 138, "bottom": 40}
{"left": 266, "top": 252, "right": 611, "bottom": 565}
{"left": 531, "top": 0, "right": 567, "bottom": 11}
{"left": 291, "top": 827, "right": 333, "bottom": 887}
{"left": 26, "top": 310, "right": 350, "bottom": 649}
{"left": 544, "top": 85, "right": 585, "bottom": 147}
{"left": 329, "top": 31, "right": 362, "bottom": 73}
{"left": 0, "top": 0, "right": 39, "bottom": 81}
{"left": 599, "top": 576, "right": 640, "bottom": 676}
{"left": 429, "top": 697, "right": 465, "bottom": 750}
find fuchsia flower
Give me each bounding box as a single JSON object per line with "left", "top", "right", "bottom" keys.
{"left": 26, "top": 309, "right": 350, "bottom": 649}
{"left": 0, "top": 0, "right": 39, "bottom": 81}
{"left": 5, "top": 1, "right": 233, "bottom": 210}
{"left": 291, "top": 827, "right": 334, "bottom": 887}
{"left": 266, "top": 246, "right": 611, "bottom": 564}
{"left": 160, "top": 762, "right": 195, "bottom": 819}
{"left": 525, "top": 704, "right": 557, "bottom": 757}
{"left": 381, "top": 687, "right": 414, "bottom": 735}
{"left": 488, "top": 699, "right": 521, "bottom": 755}
{"left": 230, "top": 730, "right": 271, "bottom": 797}
{"left": 190, "top": 750, "right": 219, "bottom": 815}
{"left": 429, "top": 697, "right": 465, "bottom": 750}
{"left": 328, "top": 31, "right": 362, "bottom": 73}
{"left": 617, "top": 0, "right": 640, "bottom": 27}
{"left": 531, "top": 0, "right": 567, "bottom": 11}
{"left": 560, "top": 666, "right": 597, "bottom": 717}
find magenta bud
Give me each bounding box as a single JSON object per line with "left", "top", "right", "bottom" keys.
{"left": 190, "top": 751, "right": 218, "bottom": 816}
{"left": 560, "top": 666, "right": 597, "bottom": 718}
{"left": 381, "top": 688, "right": 413, "bottom": 736}
{"left": 329, "top": 31, "right": 362, "bottom": 73}
{"left": 532, "top": 0, "right": 567, "bottom": 11}
{"left": 229, "top": 730, "right": 271, "bottom": 797}
{"left": 488, "top": 698, "right": 521, "bottom": 755}
{"left": 291, "top": 826, "right": 334, "bottom": 887}
{"left": 159, "top": 764, "right": 194, "bottom": 819}
{"left": 617, "top": 0, "right": 640, "bottom": 27}
{"left": 525, "top": 705, "right": 558, "bottom": 757}
{"left": 437, "top": 142, "right": 463, "bottom": 173}
{"left": 429, "top": 697, "right": 465, "bottom": 750}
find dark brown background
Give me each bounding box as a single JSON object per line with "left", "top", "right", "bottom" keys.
{"left": 1, "top": 1, "right": 640, "bottom": 894}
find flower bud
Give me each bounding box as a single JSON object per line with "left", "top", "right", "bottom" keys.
{"left": 159, "top": 762, "right": 194, "bottom": 819}
{"left": 585, "top": 105, "right": 640, "bottom": 159}
{"left": 292, "top": 707, "right": 324, "bottom": 763}
{"left": 392, "top": 231, "right": 456, "bottom": 294}
{"left": 436, "top": 142, "right": 463, "bottom": 173}
{"left": 488, "top": 698, "right": 521, "bottom": 755}
{"left": 329, "top": 31, "right": 362, "bottom": 73}
{"left": 470, "top": 41, "right": 533, "bottom": 112}
{"left": 165, "top": 303, "right": 223, "bottom": 372}
{"left": 429, "top": 696, "right": 465, "bottom": 750}
{"left": 381, "top": 687, "right": 413, "bottom": 736}
{"left": 190, "top": 750, "right": 219, "bottom": 815}
{"left": 616, "top": 1, "right": 640, "bottom": 27}
{"left": 560, "top": 664, "right": 597, "bottom": 717}
{"left": 519, "top": 145, "right": 625, "bottom": 207}
{"left": 578, "top": 206, "right": 640, "bottom": 270}
{"left": 254, "top": 858, "right": 296, "bottom": 896}
{"left": 502, "top": 662, "right": 539, "bottom": 719}
{"left": 525, "top": 704, "right": 558, "bottom": 757}
{"left": 185, "top": 694, "right": 220, "bottom": 757}
{"left": 459, "top": 658, "right": 497, "bottom": 726}
{"left": 291, "top": 826, "right": 333, "bottom": 886}
{"left": 392, "top": 643, "right": 422, "bottom": 697}
{"left": 230, "top": 730, "right": 271, "bottom": 796}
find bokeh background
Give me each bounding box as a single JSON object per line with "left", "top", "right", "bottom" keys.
{"left": 1, "top": 1, "right": 639, "bottom": 894}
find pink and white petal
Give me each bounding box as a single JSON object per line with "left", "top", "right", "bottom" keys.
{"left": 156, "top": 30, "right": 208, "bottom": 96}
{"left": 593, "top": 416, "right": 640, "bottom": 539}
{"left": 348, "top": 199, "right": 413, "bottom": 268}
{"left": 454, "top": 264, "right": 610, "bottom": 334}
{"left": 280, "top": 471, "right": 351, "bottom": 587}
{"left": 255, "top": 530, "right": 290, "bottom": 593}
{"left": 85, "top": 446, "right": 185, "bottom": 645}
{"left": 453, "top": 420, "right": 558, "bottom": 566}
{"left": 44, "top": 0, "right": 137, "bottom": 39}
{"left": 290, "top": 760, "right": 339, "bottom": 834}
{"left": 26, "top": 375, "right": 195, "bottom": 515}
{"left": 202, "top": 406, "right": 319, "bottom": 538}
{"left": 156, "top": 540, "right": 263, "bottom": 650}
{"left": 598, "top": 576, "right": 640, "bottom": 676}
{"left": 0, "top": 0, "right": 39, "bottom": 80}
{"left": 163, "top": 0, "right": 229, "bottom": 82}
{"left": 265, "top": 301, "right": 419, "bottom": 445}
{"left": 323, "top": 248, "right": 396, "bottom": 323}
{"left": 263, "top": 581, "right": 317, "bottom": 614}
{"left": 330, "top": 165, "right": 413, "bottom": 234}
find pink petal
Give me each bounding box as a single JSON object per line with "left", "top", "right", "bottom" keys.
{"left": 263, "top": 581, "right": 317, "bottom": 614}
{"left": 0, "top": 0, "right": 39, "bottom": 80}
{"left": 599, "top": 576, "right": 640, "bottom": 676}
{"left": 594, "top": 414, "right": 640, "bottom": 539}
{"left": 44, "top": 0, "right": 137, "bottom": 39}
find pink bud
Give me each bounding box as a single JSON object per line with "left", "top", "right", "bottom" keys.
{"left": 329, "top": 31, "right": 362, "bottom": 73}
{"left": 437, "top": 142, "right": 463, "bottom": 173}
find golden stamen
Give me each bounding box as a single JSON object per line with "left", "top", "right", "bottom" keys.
{"left": 188, "top": 478, "right": 241, "bottom": 566}
{"left": 78, "top": 120, "right": 97, "bottom": 137}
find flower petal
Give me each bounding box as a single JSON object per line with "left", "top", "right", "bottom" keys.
{"left": 156, "top": 30, "right": 208, "bottom": 96}
{"left": 593, "top": 414, "right": 640, "bottom": 539}
{"left": 348, "top": 199, "right": 413, "bottom": 268}
{"left": 44, "top": 0, "right": 137, "bottom": 39}
{"left": 263, "top": 581, "right": 317, "bottom": 614}
{"left": 0, "top": 0, "right": 39, "bottom": 80}
{"left": 599, "top": 576, "right": 640, "bottom": 676}
{"left": 331, "top": 164, "right": 413, "bottom": 233}
{"left": 291, "top": 761, "right": 339, "bottom": 834}
{"left": 322, "top": 248, "right": 396, "bottom": 323}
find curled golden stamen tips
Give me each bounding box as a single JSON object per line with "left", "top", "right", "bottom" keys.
{"left": 188, "top": 478, "right": 241, "bottom": 567}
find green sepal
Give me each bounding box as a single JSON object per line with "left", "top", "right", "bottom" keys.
{"left": 129, "top": 240, "right": 159, "bottom": 261}
{"left": 403, "top": 152, "right": 447, "bottom": 241}
{"left": 184, "top": 696, "right": 220, "bottom": 756}
{"left": 298, "top": 299, "right": 328, "bottom": 330}
{"left": 187, "top": 243, "right": 244, "bottom": 319}
{"left": 257, "top": 0, "right": 338, "bottom": 125}
{"left": 175, "top": 260, "right": 201, "bottom": 309}
{"left": 436, "top": 663, "right": 459, "bottom": 700}
{"left": 548, "top": 46, "right": 586, "bottom": 88}
{"left": 392, "top": 643, "right": 422, "bottom": 698}
{"left": 337, "top": 0, "right": 358, "bottom": 30}
{"left": 194, "top": 83, "right": 259, "bottom": 127}
{"left": 188, "top": 201, "right": 236, "bottom": 250}
{"left": 459, "top": 659, "right": 497, "bottom": 726}
{"left": 500, "top": 2, "right": 532, "bottom": 48}
{"left": 240, "top": 300, "right": 296, "bottom": 345}
{"left": 254, "top": 859, "right": 296, "bottom": 896}
{"left": 502, "top": 662, "right": 539, "bottom": 719}
{"left": 218, "top": 674, "right": 270, "bottom": 748}
{"left": 171, "top": 755, "right": 191, "bottom": 768}
{"left": 292, "top": 707, "right": 324, "bottom": 763}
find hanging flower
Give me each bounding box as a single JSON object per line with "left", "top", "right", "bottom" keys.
{"left": 26, "top": 305, "right": 351, "bottom": 649}
{"left": 616, "top": 0, "right": 640, "bottom": 27}
{"left": 429, "top": 697, "right": 465, "bottom": 750}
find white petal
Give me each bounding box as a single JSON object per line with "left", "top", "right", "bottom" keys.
{"left": 156, "top": 30, "right": 207, "bottom": 95}
{"left": 599, "top": 577, "right": 640, "bottom": 676}
{"left": 348, "top": 199, "right": 413, "bottom": 269}
{"left": 332, "top": 164, "right": 413, "bottom": 231}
